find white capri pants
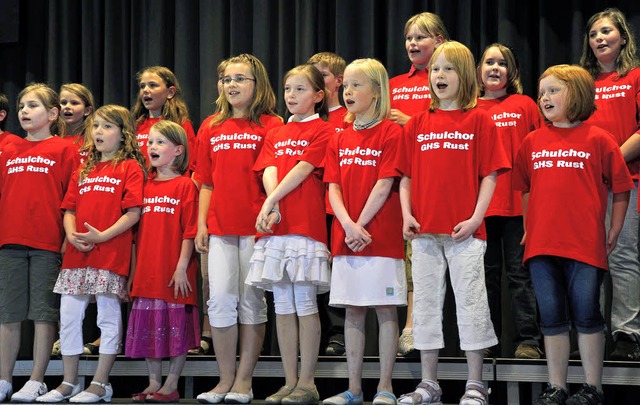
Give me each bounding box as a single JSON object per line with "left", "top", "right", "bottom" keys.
{"left": 272, "top": 281, "right": 319, "bottom": 316}
{"left": 411, "top": 234, "right": 498, "bottom": 351}
{"left": 207, "top": 235, "right": 268, "bottom": 328}
{"left": 59, "top": 294, "right": 122, "bottom": 355}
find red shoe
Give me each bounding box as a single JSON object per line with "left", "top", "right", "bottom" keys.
{"left": 146, "top": 390, "right": 180, "bottom": 403}
{"left": 131, "top": 392, "right": 149, "bottom": 403}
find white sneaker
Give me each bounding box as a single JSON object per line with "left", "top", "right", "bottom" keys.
{"left": 0, "top": 380, "right": 13, "bottom": 402}
{"left": 36, "top": 382, "right": 83, "bottom": 403}
{"left": 11, "top": 380, "right": 47, "bottom": 403}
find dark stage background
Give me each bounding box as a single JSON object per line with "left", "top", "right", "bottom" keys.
{"left": 1, "top": 0, "right": 640, "bottom": 134}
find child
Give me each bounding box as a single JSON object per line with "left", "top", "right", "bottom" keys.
{"left": 398, "top": 41, "right": 508, "bottom": 405}
{"left": 388, "top": 11, "right": 449, "bottom": 356}
{"left": 132, "top": 65, "right": 198, "bottom": 171}
{"left": 580, "top": 8, "right": 640, "bottom": 361}
{"left": 476, "top": 43, "right": 543, "bottom": 359}
{"left": 307, "top": 52, "right": 347, "bottom": 130}
{"left": 59, "top": 83, "right": 95, "bottom": 151}
{"left": 322, "top": 58, "right": 406, "bottom": 405}
{"left": 0, "top": 92, "right": 17, "bottom": 143}
{"left": 0, "top": 83, "right": 76, "bottom": 403}
{"left": 513, "top": 64, "right": 633, "bottom": 405}
{"left": 126, "top": 120, "right": 200, "bottom": 403}
{"left": 36, "top": 105, "right": 146, "bottom": 404}
{"left": 194, "top": 54, "right": 282, "bottom": 404}
{"left": 246, "top": 64, "right": 333, "bottom": 405}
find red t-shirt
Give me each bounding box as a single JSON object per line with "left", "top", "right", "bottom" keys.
{"left": 587, "top": 68, "right": 640, "bottom": 177}
{"left": 389, "top": 65, "right": 431, "bottom": 116}
{"left": 477, "top": 95, "right": 543, "bottom": 217}
{"left": 254, "top": 116, "right": 333, "bottom": 242}
{"left": 61, "top": 159, "right": 144, "bottom": 276}
{"left": 324, "top": 119, "right": 404, "bottom": 258}
{"left": 513, "top": 123, "right": 633, "bottom": 270}
{"left": 194, "top": 115, "right": 283, "bottom": 236}
{"left": 131, "top": 176, "right": 198, "bottom": 305}
{"left": 400, "top": 108, "right": 510, "bottom": 240}
{"left": 135, "top": 117, "right": 198, "bottom": 172}
{"left": 0, "top": 136, "right": 77, "bottom": 252}
{"left": 61, "top": 134, "right": 88, "bottom": 166}
{"left": 328, "top": 106, "right": 348, "bottom": 132}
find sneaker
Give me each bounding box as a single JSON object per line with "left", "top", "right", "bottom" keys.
{"left": 566, "top": 384, "right": 603, "bottom": 405}
{"left": 325, "top": 339, "right": 345, "bottom": 356}
{"left": 11, "top": 380, "right": 48, "bottom": 403}
{"left": 397, "top": 329, "right": 415, "bottom": 356}
{"left": 610, "top": 339, "right": 640, "bottom": 361}
{"left": 515, "top": 343, "right": 543, "bottom": 359}
{"left": 533, "top": 384, "right": 569, "bottom": 405}
{"left": 0, "top": 380, "right": 13, "bottom": 402}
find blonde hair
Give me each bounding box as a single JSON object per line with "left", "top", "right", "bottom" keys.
{"left": 212, "top": 54, "right": 279, "bottom": 127}
{"left": 429, "top": 41, "right": 477, "bottom": 111}
{"left": 343, "top": 58, "right": 390, "bottom": 124}
{"left": 538, "top": 65, "right": 596, "bottom": 124}
{"left": 81, "top": 105, "right": 147, "bottom": 181}
{"left": 477, "top": 44, "right": 523, "bottom": 96}
{"left": 580, "top": 8, "right": 640, "bottom": 78}
{"left": 132, "top": 66, "right": 190, "bottom": 126}
{"left": 283, "top": 64, "right": 329, "bottom": 121}
{"left": 404, "top": 12, "right": 449, "bottom": 40}
{"left": 60, "top": 83, "right": 95, "bottom": 143}
{"left": 17, "top": 83, "right": 67, "bottom": 137}
{"left": 307, "top": 52, "right": 347, "bottom": 77}
{"left": 149, "top": 120, "right": 189, "bottom": 176}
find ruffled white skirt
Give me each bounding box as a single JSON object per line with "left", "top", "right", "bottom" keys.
{"left": 245, "top": 235, "right": 331, "bottom": 293}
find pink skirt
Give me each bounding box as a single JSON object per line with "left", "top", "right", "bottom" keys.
{"left": 125, "top": 297, "right": 200, "bottom": 359}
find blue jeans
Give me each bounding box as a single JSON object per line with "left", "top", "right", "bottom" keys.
{"left": 528, "top": 256, "right": 604, "bottom": 336}
{"left": 485, "top": 216, "right": 541, "bottom": 346}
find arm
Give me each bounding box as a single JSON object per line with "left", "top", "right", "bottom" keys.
{"left": 607, "top": 191, "right": 630, "bottom": 255}
{"left": 389, "top": 109, "right": 412, "bottom": 126}
{"left": 399, "top": 175, "right": 420, "bottom": 240}
{"left": 195, "top": 185, "right": 212, "bottom": 253}
{"left": 620, "top": 133, "right": 640, "bottom": 163}
{"left": 451, "top": 171, "right": 497, "bottom": 242}
{"left": 355, "top": 177, "right": 394, "bottom": 227}
{"left": 64, "top": 210, "right": 94, "bottom": 252}
{"left": 521, "top": 192, "right": 529, "bottom": 245}
{"left": 72, "top": 207, "right": 142, "bottom": 244}
{"left": 168, "top": 239, "right": 195, "bottom": 298}
{"left": 328, "top": 183, "right": 372, "bottom": 253}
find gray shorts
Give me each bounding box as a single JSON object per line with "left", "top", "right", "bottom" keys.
{"left": 0, "top": 245, "right": 61, "bottom": 323}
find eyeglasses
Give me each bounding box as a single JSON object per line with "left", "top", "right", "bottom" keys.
{"left": 219, "top": 76, "right": 256, "bottom": 85}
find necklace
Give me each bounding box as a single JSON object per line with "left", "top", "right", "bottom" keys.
{"left": 353, "top": 117, "right": 379, "bottom": 131}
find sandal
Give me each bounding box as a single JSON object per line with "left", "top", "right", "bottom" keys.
{"left": 398, "top": 381, "right": 442, "bottom": 405}
{"left": 373, "top": 391, "right": 397, "bottom": 405}
{"left": 323, "top": 390, "right": 363, "bottom": 405}
{"left": 282, "top": 386, "right": 319, "bottom": 405}
{"left": 459, "top": 382, "right": 489, "bottom": 405}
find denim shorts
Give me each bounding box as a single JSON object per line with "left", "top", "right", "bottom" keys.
{"left": 0, "top": 245, "right": 61, "bottom": 323}
{"left": 528, "top": 255, "right": 604, "bottom": 336}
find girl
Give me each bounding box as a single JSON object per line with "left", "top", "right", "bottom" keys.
{"left": 246, "top": 64, "right": 333, "bottom": 405}
{"left": 126, "top": 120, "right": 200, "bottom": 403}
{"left": 388, "top": 12, "right": 449, "bottom": 357}
{"left": 132, "top": 65, "right": 197, "bottom": 172}
{"left": 36, "top": 105, "right": 146, "bottom": 404}
{"left": 513, "top": 64, "right": 632, "bottom": 405}
{"left": 398, "top": 41, "right": 508, "bottom": 405}
{"left": 59, "top": 83, "right": 95, "bottom": 160}
{"left": 322, "top": 58, "right": 406, "bottom": 405}
{"left": 194, "top": 54, "right": 282, "bottom": 404}
{"left": 579, "top": 8, "right": 640, "bottom": 362}
{"left": 0, "top": 83, "right": 75, "bottom": 403}
{"left": 476, "top": 43, "right": 543, "bottom": 359}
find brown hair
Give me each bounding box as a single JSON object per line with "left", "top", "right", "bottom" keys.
{"left": 283, "top": 64, "right": 329, "bottom": 121}
{"left": 149, "top": 120, "right": 189, "bottom": 176}
{"left": 17, "top": 83, "right": 67, "bottom": 137}
{"left": 477, "top": 43, "right": 523, "bottom": 97}
{"left": 307, "top": 52, "right": 347, "bottom": 77}
{"left": 132, "top": 66, "right": 190, "bottom": 126}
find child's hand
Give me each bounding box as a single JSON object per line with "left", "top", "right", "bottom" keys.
{"left": 451, "top": 217, "right": 482, "bottom": 242}
{"left": 195, "top": 227, "right": 209, "bottom": 254}
{"left": 606, "top": 228, "right": 622, "bottom": 255}
{"left": 520, "top": 231, "right": 526, "bottom": 246}
{"left": 402, "top": 216, "right": 421, "bottom": 240}
{"left": 72, "top": 222, "right": 105, "bottom": 244}
{"left": 389, "top": 109, "right": 411, "bottom": 126}
{"left": 67, "top": 234, "right": 95, "bottom": 253}
{"left": 256, "top": 200, "right": 280, "bottom": 233}
{"left": 168, "top": 269, "right": 192, "bottom": 299}
{"left": 343, "top": 221, "right": 372, "bottom": 252}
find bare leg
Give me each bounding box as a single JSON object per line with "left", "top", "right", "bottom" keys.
{"left": 377, "top": 306, "right": 399, "bottom": 393}
{"left": 465, "top": 349, "right": 484, "bottom": 381}
{"left": 544, "top": 333, "right": 570, "bottom": 390}
{"left": 229, "top": 323, "right": 266, "bottom": 394}
{"left": 345, "top": 306, "right": 366, "bottom": 396}
{"left": 420, "top": 349, "right": 439, "bottom": 381}
{"left": 297, "top": 313, "right": 320, "bottom": 389}
{"left": 208, "top": 325, "right": 238, "bottom": 394}
{"left": 31, "top": 321, "right": 56, "bottom": 381}
{"left": 158, "top": 354, "right": 187, "bottom": 395}
{"left": 276, "top": 313, "right": 300, "bottom": 388}
{"left": 577, "top": 331, "right": 604, "bottom": 390}
{"left": 143, "top": 358, "right": 163, "bottom": 394}
{"left": 83, "top": 353, "right": 117, "bottom": 396}
{"left": 50, "top": 355, "right": 80, "bottom": 395}
{"left": 0, "top": 322, "right": 21, "bottom": 382}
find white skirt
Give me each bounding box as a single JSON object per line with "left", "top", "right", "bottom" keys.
{"left": 245, "top": 235, "right": 331, "bottom": 293}
{"left": 329, "top": 256, "right": 407, "bottom": 307}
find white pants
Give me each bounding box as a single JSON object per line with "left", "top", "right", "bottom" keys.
{"left": 272, "top": 281, "right": 318, "bottom": 316}
{"left": 59, "top": 294, "right": 122, "bottom": 355}
{"left": 411, "top": 235, "right": 498, "bottom": 351}
{"left": 207, "top": 235, "right": 267, "bottom": 328}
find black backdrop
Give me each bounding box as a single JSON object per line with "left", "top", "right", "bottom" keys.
{"left": 1, "top": 0, "right": 639, "bottom": 133}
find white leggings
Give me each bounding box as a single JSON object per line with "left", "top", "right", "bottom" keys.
{"left": 272, "top": 281, "right": 318, "bottom": 316}
{"left": 59, "top": 294, "right": 122, "bottom": 355}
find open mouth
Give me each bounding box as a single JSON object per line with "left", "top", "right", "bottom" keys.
{"left": 149, "top": 152, "right": 160, "bottom": 160}
{"left": 436, "top": 83, "right": 448, "bottom": 90}
{"left": 63, "top": 111, "right": 74, "bottom": 117}
{"left": 143, "top": 96, "right": 153, "bottom": 103}
{"left": 228, "top": 91, "right": 240, "bottom": 96}
{"left": 345, "top": 99, "right": 355, "bottom": 105}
